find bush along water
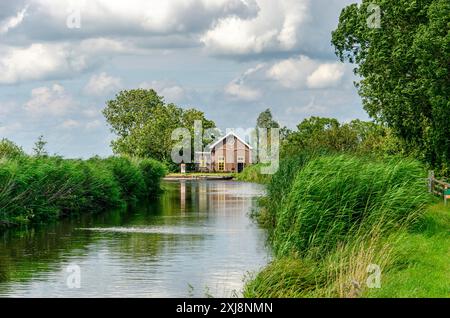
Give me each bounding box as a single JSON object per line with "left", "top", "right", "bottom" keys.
{"left": 0, "top": 156, "right": 166, "bottom": 229}
{"left": 245, "top": 154, "right": 433, "bottom": 297}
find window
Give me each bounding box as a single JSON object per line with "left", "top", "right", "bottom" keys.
{"left": 217, "top": 156, "right": 225, "bottom": 171}
{"left": 237, "top": 156, "right": 245, "bottom": 163}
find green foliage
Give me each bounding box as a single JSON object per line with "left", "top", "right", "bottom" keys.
{"left": 364, "top": 203, "right": 450, "bottom": 297}
{"left": 256, "top": 109, "right": 282, "bottom": 161}
{"left": 33, "top": 135, "right": 48, "bottom": 157}
{"left": 135, "top": 158, "right": 167, "bottom": 196}
{"left": 256, "top": 109, "right": 280, "bottom": 130}
{"left": 259, "top": 152, "right": 315, "bottom": 229}
{"left": 245, "top": 154, "right": 448, "bottom": 298}
{"left": 282, "top": 117, "right": 402, "bottom": 158}
{"left": 0, "top": 156, "right": 166, "bottom": 229}
{"left": 332, "top": 0, "right": 450, "bottom": 173}
{"left": 99, "top": 157, "right": 147, "bottom": 202}
{"left": 102, "top": 89, "right": 216, "bottom": 168}
{"left": 244, "top": 258, "right": 320, "bottom": 298}
{"left": 0, "top": 139, "right": 25, "bottom": 159}
{"left": 273, "top": 155, "right": 431, "bottom": 257}
{"left": 234, "top": 164, "right": 272, "bottom": 184}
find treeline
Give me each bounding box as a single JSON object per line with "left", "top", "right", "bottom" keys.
{"left": 332, "top": 0, "right": 450, "bottom": 176}
{"left": 0, "top": 138, "right": 166, "bottom": 230}
{"left": 281, "top": 117, "right": 403, "bottom": 159}
{"left": 103, "top": 89, "right": 217, "bottom": 171}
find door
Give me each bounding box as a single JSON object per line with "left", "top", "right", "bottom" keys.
{"left": 237, "top": 163, "right": 244, "bottom": 173}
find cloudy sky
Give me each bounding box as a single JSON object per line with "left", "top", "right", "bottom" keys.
{"left": 0, "top": 0, "right": 366, "bottom": 158}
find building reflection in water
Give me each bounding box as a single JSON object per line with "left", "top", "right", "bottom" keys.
{"left": 179, "top": 180, "right": 256, "bottom": 216}
{"left": 180, "top": 180, "right": 186, "bottom": 214}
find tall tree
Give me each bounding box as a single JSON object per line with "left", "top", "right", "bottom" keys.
{"left": 332, "top": 0, "right": 450, "bottom": 172}
{"left": 33, "top": 135, "right": 48, "bottom": 157}
{"left": 256, "top": 109, "right": 280, "bottom": 161}
{"left": 103, "top": 89, "right": 216, "bottom": 165}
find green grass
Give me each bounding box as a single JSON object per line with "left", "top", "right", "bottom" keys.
{"left": 234, "top": 163, "right": 272, "bottom": 184}
{"left": 0, "top": 156, "right": 166, "bottom": 229}
{"left": 364, "top": 202, "right": 450, "bottom": 298}
{"left": 244, "top": 154, "right": 448, "bottom": 298}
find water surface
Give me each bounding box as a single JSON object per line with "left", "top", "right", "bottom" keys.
{"left": 0, "top": 180, "right": 269, "bottom": 297}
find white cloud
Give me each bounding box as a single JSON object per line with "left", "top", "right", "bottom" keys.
{"left": 267, "top": 55, "right": 317, "bottom": 88}
{"left": 0, "top": 6, "right": 28, "bottom": 35}
{"left": 0, "top": 43, "right": 89, "bottom": 84}
{"left": 267, "top": 55, "right": 345, "bottom": 89}
{"left": 84, "top": 72, "right": 122, "bottom": 96}
{"left": 307, "top": 63, "right": 345, "bottom": 89}
{"left": 0, "top": 38, "right": 132, "bottom": 85}
{"left": 85, "top": 120, "right": 102, "bottom": 130}
{"left": 223, "top": 63, "right": 264, "bottom": 101}
{"left": 224, "top": 81, "right": 262, "bottom": 102}
{"left": 60, "top": 119, "right": 81, "bottom": 129}
{"left": 30, "top": 0, "right": 258, "bottom": 35}
{"left": 201, "top": 0, "right": 309, "bottom": 56}
{"left": 24, "top": 84, "right": 75, "bottom": 116}
{"left": 139, "top": 80, "right": 189, "bottom": 103}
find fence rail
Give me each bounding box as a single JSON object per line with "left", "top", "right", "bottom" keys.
{"left": 428, "top": 171, "right": 450, "bottom": 205}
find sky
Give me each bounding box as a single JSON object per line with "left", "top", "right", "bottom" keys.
{"left": 0, "top": 0, "right": 367, "bottom": 158}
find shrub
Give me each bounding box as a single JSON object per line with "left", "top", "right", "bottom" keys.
{"left": 234, "top": 163, "right": 272, "bottom": 184}
{"left": 101, "top": 157, "right": 146, "bottom": 202}
{"left": 0, "top": 155, "right": 166, "bottom": 228}
{"left": 136, "top": 158, "right": 167, "bottom": 196}
{"left": 0, "top": 139, "right": 25, "bottom": 160}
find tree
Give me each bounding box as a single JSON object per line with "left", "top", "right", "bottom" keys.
{"left": 103, "top": 89, "right": 216, "bottom": 166}
{"left": 280, "top": 117, "right": 401, "bottom": 158}
{"left": 332, "top": 0, "right": 450, "bottom": 173}
{"left": 33, "top": 135, "right": 48, "bottom": 157}
{"left": 0, "top": 139, "right": 25, "bottom": 159}
{"left": 282, "top": 117, "right": 358, "bottom": 156}
{"left": 256, "top": 109, "right": 280, "bottom": 161}
{"left": 256, "top": 109, "right": 280, "bottom": 130}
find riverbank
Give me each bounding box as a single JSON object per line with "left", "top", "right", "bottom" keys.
{"left": 164, "top": 173, "right": 234, "bottom": 181}
{"left": 0, "top": 156, "right": 166, "bottom": 230}
{"left": 233, "top": 164, "right": 272, "bottom": 184}
{"left": 244, "top": 153, "right": 449, "bottom": 298}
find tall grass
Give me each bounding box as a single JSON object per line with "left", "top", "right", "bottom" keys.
{"left": 258, "top": 152, "right": 315, "bottom": 228}
{"left": 0, "top": 156, "right": 166, "bottom": 229}
{"left": 273, "top": 155, "right": 431, "bottom": 257}
{"left": 245, "top": 153, "right": 434, "bottom": 298}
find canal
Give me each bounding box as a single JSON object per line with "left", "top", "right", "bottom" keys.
{"left": 0, "top": 180, "right": 270, "bottom": 297}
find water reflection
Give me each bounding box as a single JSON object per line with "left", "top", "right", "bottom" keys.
{"left": 0, "top": 181, "right": 269, "bottom": 298}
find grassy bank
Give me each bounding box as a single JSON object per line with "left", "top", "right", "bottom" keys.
{"left": 245, "top": 154, "right": 449, "bottom": 297}
{"left": 0, "top": 156, "right": 166, "bottom": 229}
{"left": 234, "top": 163, "right": 272, "bottom": 184}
